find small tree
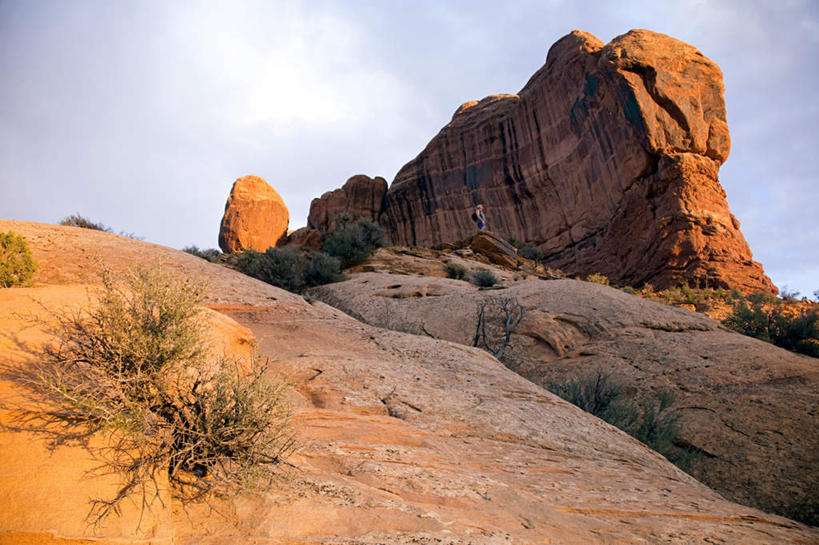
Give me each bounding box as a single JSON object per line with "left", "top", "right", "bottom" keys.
{"left": 472, "top": 296, "right": 526, "bottom": 359}
{"left": 0, "top": 230, "right": 38, "bottom": 287}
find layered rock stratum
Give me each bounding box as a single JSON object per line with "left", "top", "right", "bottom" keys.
{"left": 371, "top": 29, "right": 775, "bottom": 292}
{"left": 218, "top": 175, "right": 289, "bottom": 253}
{"left": 1, "top": 219, "right": 816, "bottom": 544}
{"left": 310, "top": 247, "right": 819, "bottom": 525}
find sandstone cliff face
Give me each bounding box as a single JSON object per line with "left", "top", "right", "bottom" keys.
{"left": 308, "top": 174, "right": 388, "bottom": 232}
{"left": 380, "top": 29, "right": 774, "bottom": 293}
{"left": 218, "top": 175, "right": 289, "bottom": 253}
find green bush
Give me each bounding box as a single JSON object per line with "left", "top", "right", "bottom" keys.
{"left": 321, "top": 218, "right": 389, "bottom": 267}
{"left": 236, "top": 247, "right": 340, "bottom": 293}
{"left": 24, "top": 266, "right": 293, "bottom": 523}
{"left": 518, "top": 244, "right": 544, "bottom": 262}
{"left": 723, "top": 297, "right": 819, "bottom": 358}
{"left": 547, "top": 371, "right": 688, "bottom": 465}
{"left": 0, "top": 231, "right": 38, "bottom": 287}
{"left": 182, "top": 246, "right": 222, "bottom": 263}
{"left": 444, "top": 262, "right": 467, "bottom": 280}
{"left": 471, "top": 268, "right": 498, "bottom": 287}
{"left": 507, "top": 237, "right": 524, "bottom": 249}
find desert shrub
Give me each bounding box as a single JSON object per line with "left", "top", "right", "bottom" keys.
{"left": 0, "top": 231, "right": 39, "bottom": 288}
{"left": 586, "top": 273, "right": 610, "bottom": 286}
{"left": 723, "top": 297, "right": 819, "bottom": 357}
{"left": 59, "top": 213, "right": 113, "bottom": 232}
{"left": 518, "top": 244, "right": 544, "bottom": 262}
{"left": 20, "top": 267, "right": 292, "bottom": 524}
{"left": 322, "top": 218, "right": 389, "bottom": 267}
{"left": 547, "top": 371, "right": 687, "bottom": 465}
{"left": 444, "top": 262, "right": 467, "bottom": 280}
{"left": 470, "top": 268, "right": 498, "bottom": 287}
{"left": 507, "top": 237, "right": 523, "bottom": 249}
{"left": 236, "top": 247, "right": 340, "bottom": 293}
{"left": 59, "top": 213, "right": 143, "bottom": 240}
{"left": 182, "top": 246, "right": 222, "bottom": 263}
{"left": 305, "top": 250, "right": 343, "bottom": 287}
{"left": 621, "top": 286, "right": 638, "bottom": 295}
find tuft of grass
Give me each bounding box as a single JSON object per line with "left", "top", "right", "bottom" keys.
{"left": 0, "top": 231, "right": 38, "bottom": 288}
{"left": 16, "top": 266, "right": 293, "bottom": 525}
{"left": 470, "top": 268, "right": 498, "bottom": 288}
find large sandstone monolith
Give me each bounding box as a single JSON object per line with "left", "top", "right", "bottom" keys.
{"left": 380, "top": 29, "right": 775, "bottom": 293}
{"left": 218, "top": 175, "right": 289, "bottom": 253}
{"left": 307, "top": 175, "right": 388, "bottom": 233}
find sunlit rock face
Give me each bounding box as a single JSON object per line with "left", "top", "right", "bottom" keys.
{"left": 219, "top": 175, "right": 289, "bottom": 253}
{"left": 379, "top": 29, "right": 775, "bottom": 293}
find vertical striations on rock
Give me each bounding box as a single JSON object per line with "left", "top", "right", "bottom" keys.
{"left": 308, "top": 174, "right": 388, "bottom": 232}
{"left": 380, "top": 29, "right": 775, "bottom": 293}
{"left": 218, "top": 175, "right": 289, "bottom": 253}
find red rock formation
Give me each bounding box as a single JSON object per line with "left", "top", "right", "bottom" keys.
{"left": 380, "top": 29, "right": 775, "bottom": 293}
{"left": 307, "top": 175, "right": 388, "bottom": 233}
{"left": 218, "top": 175, "right": 289, "bottom": 253}
{"left": 283, "top": 226, "right": 323, "bottom": 251}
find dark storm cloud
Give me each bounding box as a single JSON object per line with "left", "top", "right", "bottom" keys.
{"left": 1, "top": 0, "right": 816, "bottom": 294}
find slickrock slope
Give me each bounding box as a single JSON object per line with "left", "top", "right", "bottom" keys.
{"left": 0, "top": 220, "right": 815, "bottom": 544}
{"left": 218, "top": 175, "right": 289, "bottom": 253}
{"left": 380, "top": 29, "right": 775, "bottom": 293}
{"left": 309, "top": 250, "right": 818, "bottom": 526}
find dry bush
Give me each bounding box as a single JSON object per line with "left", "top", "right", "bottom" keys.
{"left": 10, "top": 266, "right": 293, "bottom": 525}
{"left": 472, "top": 295, "right": 526, "bottom": 359}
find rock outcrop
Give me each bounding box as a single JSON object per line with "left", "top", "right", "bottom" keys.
{"left": 378, "top": 29, "right": 775, "bottom": 293}
{"left": 309, "top": 252, "right": 818, "bottom": 525}
{"left": 218, "top": 175, "right": 289, "bottom": 253}
{"left": 308, "top": 174, "right": 388, "bottom": 232}
{"left": 2, "top": 219, "right": 816, "bottom": 544}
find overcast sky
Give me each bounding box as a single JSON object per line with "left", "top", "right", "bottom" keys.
{"left": 1, "top": 0, "right": 817, "bottom": 296}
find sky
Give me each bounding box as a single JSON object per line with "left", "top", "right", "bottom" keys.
{"left": 1, "top": 0, "right": 817, "bottom": 296}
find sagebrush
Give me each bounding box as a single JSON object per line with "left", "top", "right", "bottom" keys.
{"left": 321, "top": 217, "right": 388, "bottom": 267}
{"left": 0, "top": 231, "right": 38, "bottom": 287}
{"left": 19, "top": 266, "right": 293, "bottom": 524}
{"left": 547, "top": 371, "right": 693, "bottom": 467}
{"left": 471, "top": 268, "right": 498, "bottom": 287}
{"left": 235, "top": 246, "right": 340, "bottom": 293}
